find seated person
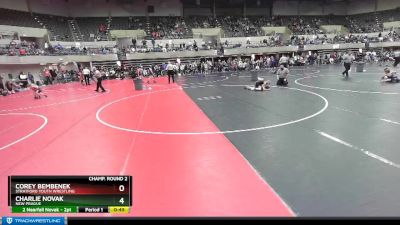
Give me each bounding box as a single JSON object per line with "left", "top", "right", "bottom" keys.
{"left": 29, "top": 83, "right": 47, "bottom": 99}
{"left": 381, "top": 68, "right": 399, "bottom": 83}
{"left": 12, "top": 81, "right": 22, "bottom": 92}
{"left": 0, "top": 87, "right": 9, "bottom": 96}
{"left": 276, "top": 65, "right": 289, "bottom": 86}
{"left": 5, "top": 81, "right": 15, "bottom": 94}
{"left": 18, "top": 72, "right": 29, "bottom": 88}
{"left": 245, "top": 79, "right": 271, "bottom": 91}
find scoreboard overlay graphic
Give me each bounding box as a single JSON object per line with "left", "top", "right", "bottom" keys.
{"left": 8, "top": 176, "right": 132, "bottom": 214}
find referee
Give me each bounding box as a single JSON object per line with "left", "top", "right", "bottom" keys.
{"left": 83, "top": 67, "right": 91, "bottom": 85}
{"left": 276, "top": 65, "right": 289, "bottom": 86}
{"left": 167, "top": 61, "right": 175, "bottom": 84}
{"left": 342, "top": 52, "right": 352, "bottom": 78}
{"left": 94, "top": 69, "right": 106, "bottom": 92}
{"left": 393, "top": 49, "right": 400, "bottom": 67}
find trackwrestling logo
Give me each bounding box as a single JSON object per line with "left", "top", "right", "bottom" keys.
{"left": 2, "top": 217, "right": 64, "bottom": 225}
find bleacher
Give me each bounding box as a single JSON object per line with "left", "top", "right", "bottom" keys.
{"left": 1, "top": 7, "right": 400, "bottom": 45}
{"left": 184, "top": 16, "right": 218, "bottom": 29}
{"left": 0, "top": 8, "right": 40, "bottom": 28}
{"left": 379, "top": 8, "right": 400, "bottom": 22}
{"left": 75, "top": 17, "right": 110, "bottom": 42}
{"left": 148, "top": 17, "right": 190, "bottom": 39}
{"left": 110, "top": 17, "right": 147, "bottom": 30}
{"left": 345, "top": 14, "right": 382, "bottom": 33}
{"left": 217, "top": 16, "right": 260, "bottom": 37}
{"left": 33, "top": 14, "right": 72, "bottom": 41}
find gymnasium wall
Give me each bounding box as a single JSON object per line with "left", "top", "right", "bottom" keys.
{"left": 346, "top": 0, "right": 376, "bottom": 15}
{"left": 0, "top": 0, "right": 28, "bottom": 11}
{"left": 29, "top": 0, "right": 70, "bottom": 16}
{"left": 0, "top": 0, "right": 183, "bottom": 17}
{"left": 272, "top": 0, "right": 347, "bottom": 16}
{"left": 183, "top": 8, "right": 213, "bottom": 16}
{"left": 298, "top": 1, "right": 324, "bottom": 15}
{"left": 72, "top": 0, "right": 182, "bottom": 17}
{"left": 271, "top": 0, "right": 398, "bottom": 16}
{"left": 323, "top": 1, "right": 348, "bottom": 15}
{"left": 0, "top": 1, "right": 400, "bottom": 19}
{"left": 377, "top": 0, "right": 400, "bottom": 11}
{"left": 272, "top": 0, "right": 298, "bottom": 15}
{"left": 246, "top": 8, "right": 270, "bottom": 16}
{"left": 215, "top": 8, "right": 243, "bottom": 16}
{"left": 0, "top": 25, "right": 48, "bottom": 38}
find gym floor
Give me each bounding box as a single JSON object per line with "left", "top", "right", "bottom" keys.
{"left": 0, "top": 64, "right": 399, "bottom": 217}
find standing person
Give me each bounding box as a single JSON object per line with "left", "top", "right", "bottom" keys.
{"left": 317, "top": 54, "right": 322, "bottom": 65}
{"left": 201, "top": 62, "right": 205, "bottom": 74}
{"left": 28, "top": 72, "right": 34, "bottom": 84}
{"left": 49, "top": 68, "right": 57, "bottom": 84}
{"left": 180, "top": 63, "right": 185, "bottom": 76}
{"left": 83, "top": 67, "right": 91, "bottom": 85}
{"left": 270, "top": 55, "right": 275, "bottom": 72}
{"left": 0, "top": 74, "right": 4, "bottom": 90}
{"left": 94, "top": 69, "right": 106, "bottom": 92}
{"left": 197, "top": 61, "right": 201, "bottom": 74}
{"left": 276, "top": 64, "right": 289, "bottom": 86}
{"left": 78, "top": 70, "right": 84, "bottom": 85}
{"left": 279, "top": 54, "right": 289, "bottom": 68}
{"left": 43, "top": 69, "right": 52, "bottom": 85}
{"left": 342, "top": 51, "right": 353, "bottom": 78}
{"left": 266, "top": 56, "right": 271, "bottom": 68}
{"left": 167, "top": 61, "right": 175, "bottom": 84}
{"left": 136, "top": 66, "right": 143, "bottom": 77}
{"left": 132, "top": 38, "right": 136, "bottom": 49}
{"left": 393, "top": 48, "right": 400, "bottom": 67}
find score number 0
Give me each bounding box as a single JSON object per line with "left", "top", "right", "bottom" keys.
{"left": 119, "top": 184, "right": 125, "bottom": 205}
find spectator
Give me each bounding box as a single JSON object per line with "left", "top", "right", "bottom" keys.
{"left": 0, "top": 74, "right": 4, "bottom": 90}
{"left": 43, "top": 69, "right": 52, "bottom": 85}
{"left": 132, "top": 38, "right": 136, "bottom": 49}
{"left": 28, "top": 72, "right": 34, "bottom": 84}
{"left": 5, "top": 80, "right": 15, "bottom": 94}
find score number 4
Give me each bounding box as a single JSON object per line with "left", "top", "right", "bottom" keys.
{"left": 119, "top": 184, "right": 125, "bottom": 205}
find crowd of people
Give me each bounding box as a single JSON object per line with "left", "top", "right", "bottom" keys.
{"left": 2, "top": 47, "right": 400, "bottom": 98}
{"left": 3, "top": 10, "right": 400, "bottom": 57}
{"left": 0, "top": 64, "right": 116, "bottom": 97}
{"left": 178, "top": 12, "right": 393, "bottom": 38}
{"left": 218, "top": 16, "right": 260, "bottom": 37}
{"left": 127, "top": 38, "right": 209, "bottom": 54}
{"left": 0, "top": 40, "right": 41, "bottom": 56}
{"left": 0, "top": 74, "right": 23, "bottom": 96}
{"left": 286, "top": 31, "right": 400, "bottom": 47}
{"left": 287, "top": 17, "right": 325, "bottom": 35}
{"left": 0, "top": 40, "right": 117, "bottom": 56}
{"left": 345, "top": 15, "right": 382, "bottom": 34}
{"left": 150, "top": 17, "right": 190, "bottom": 39}
{"left": 2, "top": 29, "right": 399, "bottom": 57}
